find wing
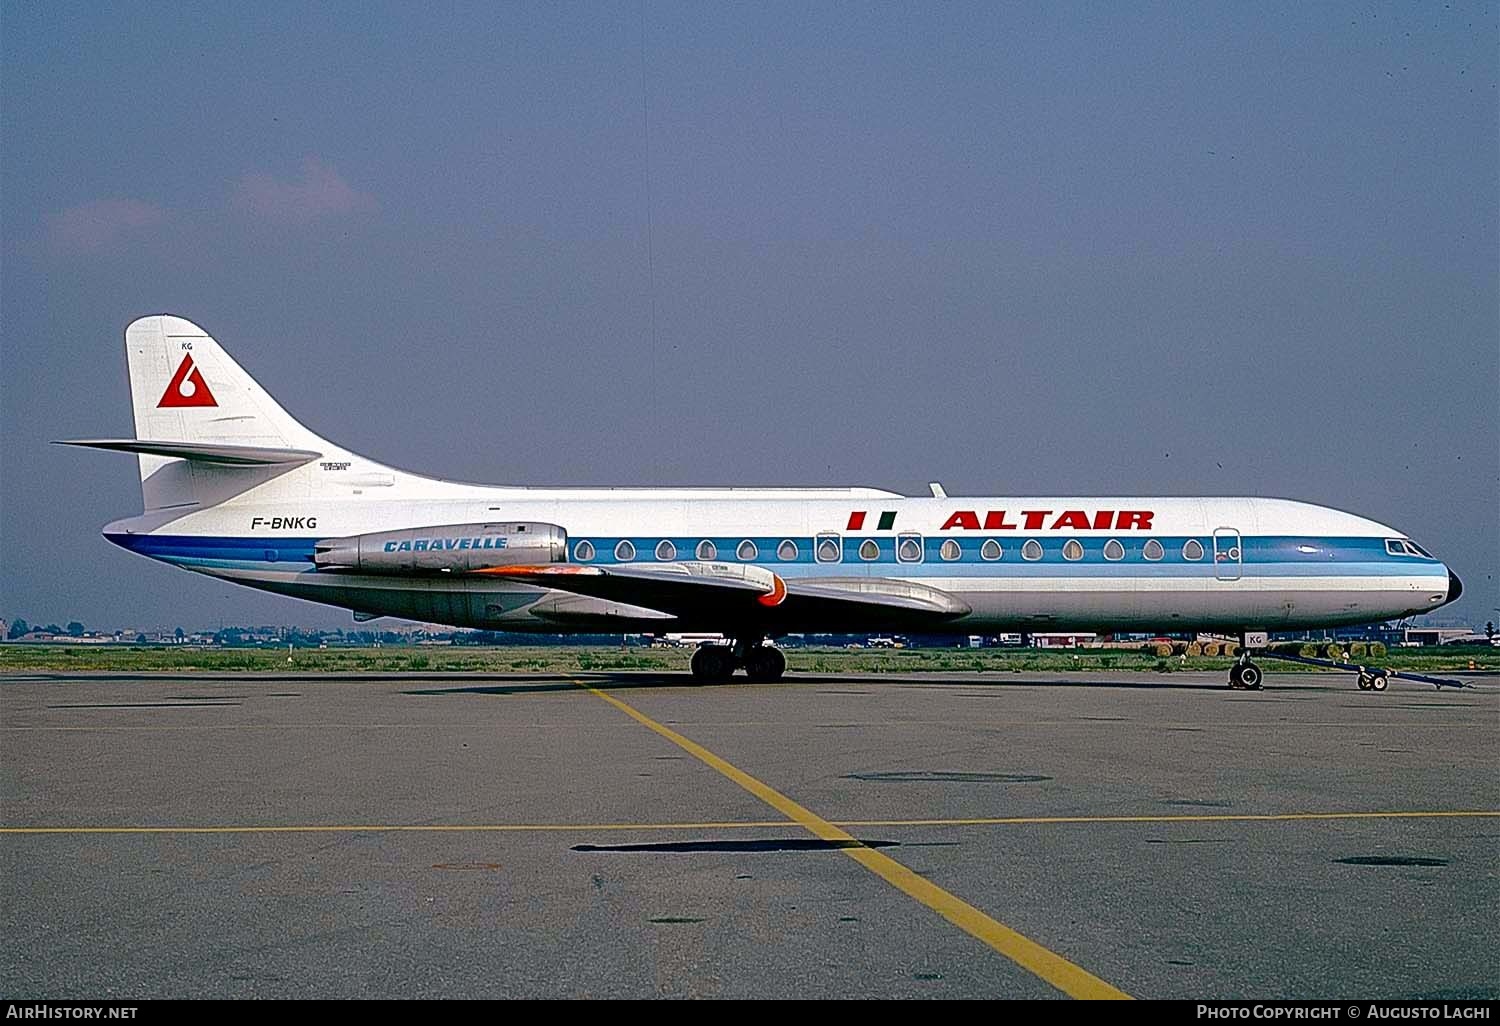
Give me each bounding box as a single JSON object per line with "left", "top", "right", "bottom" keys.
{"left": 474, "top": 561, "right": 970, "bottom": 632}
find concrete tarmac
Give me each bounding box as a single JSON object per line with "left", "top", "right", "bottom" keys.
{"left": 1, "top": 669, "right": 1496, "bottom": 999}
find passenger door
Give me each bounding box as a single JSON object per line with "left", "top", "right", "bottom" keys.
{"left": 1212, "top": 527, "right": 1243, "bottom": 581}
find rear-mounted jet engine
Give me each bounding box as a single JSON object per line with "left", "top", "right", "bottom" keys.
{"left": 313, "top": 522, "right": 567, "bottom": 573}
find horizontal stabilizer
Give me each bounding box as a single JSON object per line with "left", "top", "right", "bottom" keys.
{"left": 55, "top": 439, "right": 321, "bottom": 466}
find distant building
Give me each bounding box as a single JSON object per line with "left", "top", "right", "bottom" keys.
{"left": 1030, "top": 632, "right": 1098, "bottom": 649}
{"left": 1331, "top": 624, "right": 1406, "bottom": 647}
{"left": 1402, "top": 627, "right": 1479, "bottom": 647}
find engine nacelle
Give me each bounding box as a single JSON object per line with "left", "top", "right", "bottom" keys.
{"left": 313, "top": 522, "right": 567, "bottom": 573}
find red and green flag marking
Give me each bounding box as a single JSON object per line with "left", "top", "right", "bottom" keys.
{"left": 847, "top": 511, "right": 897, "bottom": 531}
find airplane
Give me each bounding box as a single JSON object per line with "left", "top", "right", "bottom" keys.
{"left": 59, "top": 315, "right": 1464, "bottom": 690}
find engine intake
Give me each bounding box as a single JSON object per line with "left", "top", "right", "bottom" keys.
{"left": 314, "top": 522, "right": 567, "bottom": 573}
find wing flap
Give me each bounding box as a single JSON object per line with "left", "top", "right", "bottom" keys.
{"left": 783, "top": 577, "right": 971, "bottom": 616}
{"left": 476, "top": 562, "right": 969, "bottom": 630}
{"left": 476, "top": 561, "right": 782, "bottom": 621}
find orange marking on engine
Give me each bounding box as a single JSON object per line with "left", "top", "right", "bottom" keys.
{"left": 758, "top": 573, "right": 787, "bottom": 607}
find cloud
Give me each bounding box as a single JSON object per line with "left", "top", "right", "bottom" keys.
{"left": 233, "top": 158, "right": 377, "bottom": 223}
{"left": 49, "top": 198, "right": 165, "bottom": 253}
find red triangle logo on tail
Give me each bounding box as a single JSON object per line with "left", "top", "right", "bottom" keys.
{"left": 157, "top": 354, "right": 217, "bottom": 408}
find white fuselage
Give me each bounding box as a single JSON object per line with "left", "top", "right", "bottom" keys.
{"left": 87, "top": 315, "right": 1462, "bottom": 640}
{"left": 106, "top": 488, "right": 1457, "bottom": 635}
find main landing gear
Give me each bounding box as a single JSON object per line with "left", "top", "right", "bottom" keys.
{"left": 1356, "top": 669, "right": 1389, "bottom": 692}
{"left": 689, "top": 638, "right": 786, "bottom": 684}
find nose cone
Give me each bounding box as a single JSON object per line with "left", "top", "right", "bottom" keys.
{"left": 1445, "top": 570, "right": 1463, "bottom": 606}
{"left": 102, "top": 518, "right": 137, "bottom": 553}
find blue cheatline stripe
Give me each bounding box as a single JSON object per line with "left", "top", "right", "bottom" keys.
{"left": 107, "top": 532, "right": 1444, "bottom": 578}
{"left": 109, "top": 534, "right": 322, "bottom": 564}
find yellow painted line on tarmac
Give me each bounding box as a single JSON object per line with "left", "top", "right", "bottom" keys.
{"left": 6, "top": 810, "right": 1493, "bottom": 837}
{"left": 837, "top": 811, "right": 1500, "bottom": 827}
{"left": 6, "top": 719, "right": 1494, "bottom": 733}
{"left": 0, "top": 821, "right": 791, "bottom": 835}
{"left": 0, "top": 724, "right": 526, "bottom": 731}
{"left": 575, "top": 680, "right": 1131, "bottom": 1001}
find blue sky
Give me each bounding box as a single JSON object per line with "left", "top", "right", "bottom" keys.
{"left": 2, "top": 2, "right": 1495, "bottom": 629}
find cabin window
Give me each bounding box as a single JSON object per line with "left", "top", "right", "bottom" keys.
{"left": 940, "top": 539, "right": 963, "bottom": 562}
{"left": 695, "top": 539, "right": 717, "bottom": 560}
{"left": 614, "top": 540, "right": 636, "bottom": 561}
{"left": 574, "top": 540, "right": 595, "bottom": 562}
{"left": 736, "top": 539, "right": 758, "bottom": 561}
{"left": 816, "top": 533, "right": 842, "bottom": 563}
{"left": 1022, "top": 539, "right": 1043, "bottom": 561}
{"left": 1062, "top": 539, "right": 1084, "bottom": 561}
{"left": 859, "top": 539, "right": 880, "bottom": 561}
{"left": 1182, "top": 539, "right": 1205, "bottom": 561}
{"left": 1103, "top": 539, "right": 1125, "bottom": 561}
{"left": 777, "top": 539, "right": 799, "bottom": 561}
{"left": 655, "top": 540, "right": 676, "bottom": 561}
{"left": 897, "top": 533, "right": 923, "bottom": 563}
{"left": 980, "top": 539, "right": 1003, "bottom": 561}
{"left": 1143, "top": 539, "right": 1164, "bottom": 561}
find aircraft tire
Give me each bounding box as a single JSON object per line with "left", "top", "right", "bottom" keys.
{"left": 1357, "top": 672, "right": 1373, "bottom": 691}
{"left": 691, "top": 646, "right": 735, "bottom": 683}
{"left": 744, "top": 646, "right": 786, "bottom": 683}
{"left": 1370, "top": 672, "right": 1388, "bottom": 692}
{"left": 1238, "top": 662, "right": 1262, "bottom": 690}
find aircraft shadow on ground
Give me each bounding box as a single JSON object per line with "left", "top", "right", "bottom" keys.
{"left": 571, "top": 838, "right": 900, "bottom": 854}
{"left": 400, "top": 672, "right": 1260, "bottom": 696}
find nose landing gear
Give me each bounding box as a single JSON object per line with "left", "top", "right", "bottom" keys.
{"left": 1227, "top": 632, "right": 1462, "bottom": 692}
{"left": 1228, "top": 658, "right": 1263, "bottom": 690}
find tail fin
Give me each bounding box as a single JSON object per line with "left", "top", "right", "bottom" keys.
{"left": 127, "top": 315, "right": 331, "bottom": 453}
{"left": 62, "top": 314, "right": 448, "bottom": 512}
{"left": 122, "top": 315, "right": 344, "bottom": 510}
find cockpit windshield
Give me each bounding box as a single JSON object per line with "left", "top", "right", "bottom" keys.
{"left": 1385, "top": 538, "right": 1432, "bottom": 559}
